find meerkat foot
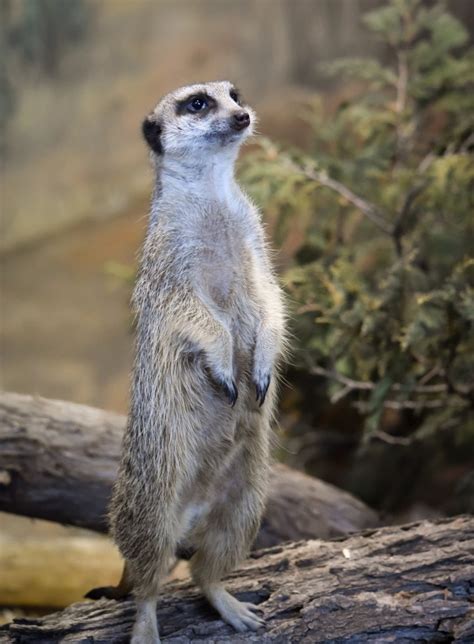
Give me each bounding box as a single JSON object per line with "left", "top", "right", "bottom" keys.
{"left": 130, "top": 599, "right": 160, "bottom": 644}
{"left": 204, "top": 584, "right": 265, "bottom": 632}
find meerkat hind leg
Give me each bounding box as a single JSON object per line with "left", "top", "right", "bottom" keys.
{"left": 191, "top": 514, "right": 265, "bottom": 631}
{"left": 190, "top": 447, "right": 268, "bottom": 632}
{"left": 204, "top": 583, "right": 264, "bottom": 633}
{"left": 130, "top": 598, "right": 160, "bottom": 644}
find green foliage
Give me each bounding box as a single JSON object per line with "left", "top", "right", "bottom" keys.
{"left": 240, "top": 0, "right": 473, "bottom": 442}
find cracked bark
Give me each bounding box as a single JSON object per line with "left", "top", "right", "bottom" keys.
{"left": 0, "top": 391, "right": 378, "bottom": 546}
{"left": 1, "top": 516, "right": 473, "bottom": 643}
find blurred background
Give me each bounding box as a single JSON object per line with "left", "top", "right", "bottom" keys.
{"left": 1, "top": 0, "right": 473, "bottom": 623}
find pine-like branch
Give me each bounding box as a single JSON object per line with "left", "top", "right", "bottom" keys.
{"left": 281, "top": 156, "right": 395, "bottom": 235}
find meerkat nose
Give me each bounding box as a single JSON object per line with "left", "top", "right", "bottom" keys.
{"left": 231, "top": 111, "right": 250, "bottom": 131}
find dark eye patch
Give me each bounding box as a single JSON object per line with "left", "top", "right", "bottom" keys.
{"left": 175, "top": 93, "right": 216, "bottom": 116}
{"left": 142, "top": 115, "right": 162, "bottom": 155}
{"left": 230, "top": 88, "right": 242, "bottom": 105}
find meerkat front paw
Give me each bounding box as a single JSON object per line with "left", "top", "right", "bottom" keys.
{"left": 253, "top": 325, "right": 276, "bottom": 406}
{"left": 202, "top": 331, "right": 238, "bottom": 406}
{"left": 215, "top": 375, "right": 238, "bottom": 406}
{"left": 254, "top": 371, "right": 271, "bottom": 406}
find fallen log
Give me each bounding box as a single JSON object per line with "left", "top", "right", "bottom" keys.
{"left": 0, "top": 391, "right": 378, "bottom": 546}
{"left": 0, "top": 529, "right": 122, "bottom": 608}
{"left": 1, "top": 516, "right": 473, "bottom": 642}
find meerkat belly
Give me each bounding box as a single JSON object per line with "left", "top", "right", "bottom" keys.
{"left": 179, "top": 439, "right": 246, "bottom": 543}
{"left": 199, "top": 251, "right": 235, "bottom": 306}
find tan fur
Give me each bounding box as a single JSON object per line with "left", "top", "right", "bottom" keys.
{"left": 109, "top": 81, "right": 286, "bottom": 643}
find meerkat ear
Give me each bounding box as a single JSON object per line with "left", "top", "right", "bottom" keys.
{"left": 142, "top": 114, "right": 163, "bottom": 155}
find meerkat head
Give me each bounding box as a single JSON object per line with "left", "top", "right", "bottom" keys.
{"left": 142, "top": 81, "right": 255, "bottom": 159}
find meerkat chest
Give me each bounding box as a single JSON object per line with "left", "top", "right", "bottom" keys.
{"left": 192, "top": 211, "right": 251, "bottom": 308}
{"left": 197, "top": 247, "right": 236, "bottom": 305}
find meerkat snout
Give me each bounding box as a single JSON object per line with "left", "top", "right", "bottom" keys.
{"left": 231, "top": 110, "right": 250, "bottom": 131}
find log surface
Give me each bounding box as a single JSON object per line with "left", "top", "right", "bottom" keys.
{"left": 0, "top": 391, "right": 378, "bottom": 544}
{"left": 1, "top": 516, "right": 473, "bottom": 643}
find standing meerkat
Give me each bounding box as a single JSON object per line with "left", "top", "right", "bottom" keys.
{"left": 109, "top": 80, "right": 286, "bottom": 643}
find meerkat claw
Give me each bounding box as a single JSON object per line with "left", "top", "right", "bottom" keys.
{"left": 255, "top": 374, "right": 271, "bottom": 406}
{"left": 243, "top": 601, "right": 264, "bottom": 613}
{"left": 219, "top": 379, "right": 238, "bottom": 406}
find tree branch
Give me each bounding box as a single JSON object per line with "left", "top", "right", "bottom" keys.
{"left": 278, "top": 154, "right": 395, "bottom": 235}
{"left": 309, "top": 365, "right": 466, "bottom": 412}
{"left": 395, "top": 49, "right": 408, "bottom": 116}
{"left": 1, "top": 517, "right": 473, "bottom": 642}
{"left": 310, "top": 365, "right": 448, "bottom": 394}
{"left": 0, "top": 391, "right": 378, "bottom": 544}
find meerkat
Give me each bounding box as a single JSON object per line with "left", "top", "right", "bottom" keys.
{"left": 109, "top": 80, "right": 286, "bottom": 644}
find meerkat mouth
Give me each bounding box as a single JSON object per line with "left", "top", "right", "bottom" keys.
{"left": 204, "top": 127, "right": 250, "bottom": 146}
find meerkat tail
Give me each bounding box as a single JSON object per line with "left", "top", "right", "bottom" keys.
{"left": 85, "top": 561, "right": 133, "bottom": 601}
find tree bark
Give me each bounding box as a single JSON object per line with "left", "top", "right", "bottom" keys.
{"left": 0, "top": 391, "right": 378, "bottom": 546}
{"left": 1, "top": 516, "right": 473, "bottom": 643}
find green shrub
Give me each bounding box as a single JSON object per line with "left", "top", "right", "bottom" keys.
{"left": 240, "top": 0, "right": 473, "bottom": 444}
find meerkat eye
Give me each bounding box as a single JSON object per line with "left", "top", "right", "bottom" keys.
{"left": 186, "top": 96, "right": 208, "bottom": 113}
{"left": 230, "top": 89, "right": 241, "bottom": 105}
